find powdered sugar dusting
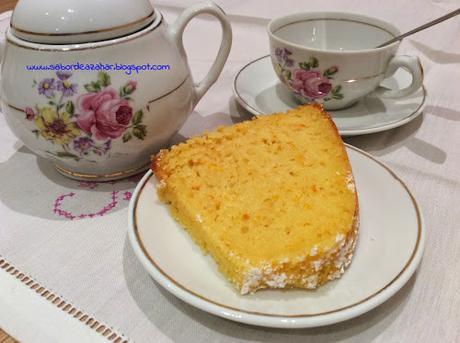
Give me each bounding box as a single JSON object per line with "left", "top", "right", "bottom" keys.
{"left": 335, "top": 233, "right": 345, "bottom": 243}
{"left": 328, "top": 270, "right": 343, "bottom": 280}
{"left": 157, "top": 179, "right": 166, "bottom": 189}
{"left": 346, "top": 173, "right": 355, "bottom": 192}
{"left": 239, "top": 210, "right": 359, "bottom": 294}
{"left": 241, "top": 268, "right": 262, "bottom": 294}
{"left": 312, "top": 260, "right": 323, "bottom": 272}
{"left": 304, "top": 274, "right": 318, "bottom": 289}
{"left": 266, "top": 273, "right": 287, "bottom": 288}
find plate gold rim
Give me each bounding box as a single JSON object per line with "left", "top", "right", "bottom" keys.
{"left": 131, "top": 145, "right": 423, "bottom": 318}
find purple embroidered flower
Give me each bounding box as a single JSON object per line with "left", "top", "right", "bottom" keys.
{"left": 73, "top": 136, "right": 94, "bottom": 155}
{"left": 56, "top": 71, "right": 72, "bottom": 81}
{"left": 38, "top": 78, "right": 56, "bottom": 98}
{"left": 57, "top": 80, "right": 78, "bottom": 97}
{"left": 122, "top": 191, "right": 132, "bottom": 201}
{"left": 25, "top": 107, "right": 35, "bottom": 120}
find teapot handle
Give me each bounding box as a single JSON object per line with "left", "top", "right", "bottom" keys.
{"left": 170, "top": 1, "right": 232, "bottom": 106}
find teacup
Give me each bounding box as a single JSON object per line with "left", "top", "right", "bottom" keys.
{"left": 267, "top": 12, "right": 423, "bottom": 110}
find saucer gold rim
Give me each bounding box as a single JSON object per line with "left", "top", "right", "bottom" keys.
{"left": 233, "top": 55, "right": 427, "bottom": 136}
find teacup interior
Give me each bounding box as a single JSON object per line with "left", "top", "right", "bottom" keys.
{"left": 273, "top": 19, "right": 395, "bottom": 51}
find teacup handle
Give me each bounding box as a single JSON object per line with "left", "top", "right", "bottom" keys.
{"left": 170, "top": 1, "right": 232, "bottom": 106}
{"left": 377, "top": 55, "right": 423, "bottom": 98}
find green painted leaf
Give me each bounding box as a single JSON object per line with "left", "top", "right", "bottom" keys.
{"left": 132, "top": 110, "right": 143, "bottom": 125}
{"left": 274, "top": 63, "right": 283, "bottom": 76}
{"left": 122, "top": 132, "right": 132, "bottom": 143}
{"left": 84, "top": 84, "right": 95, "bottom": 92}
{"left": 309, "top": 57, "right": 319, "bottom": 68}
{"left": 324, "top": 66, "right": 338, "bottom": 76}
{"left": 84, "top": 81, "right": 101, "bottom": 92}
{"left": 97, "top": 72, "right": 111, "bottom": 87}
{"left": 48, "top": 101, "right": 55, "bottom": 106}
{"left": 323, "top": 69, "right": 334, "bottom": 78}
{"left": 281, "top": 69, "right": 291, "bottom": 82}
{"left": 299, "top": 62, "right": 310, "bottom": 70}
{"left": 132, "top": 125, "right": 147, "bottom": 140}
{"left": 332, "top": 85, "right": 342, "bottom": 94}
{"left": 332, "top": 94, "right": 344, "bottom": 100}
{"left": 66, "top": 101, "right": 74, "bottom": 115}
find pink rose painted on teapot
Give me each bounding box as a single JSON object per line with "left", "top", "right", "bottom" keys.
{"left": 76, "top": 88, "right": 133, "bottom": 140}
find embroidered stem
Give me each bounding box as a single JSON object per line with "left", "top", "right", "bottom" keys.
{"left": 53, "top": 191, "right": 119, "bottom": 220}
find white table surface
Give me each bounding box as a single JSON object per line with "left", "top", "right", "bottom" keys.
{"left": 0, "top": 1, "right": 459, "bottom": 342}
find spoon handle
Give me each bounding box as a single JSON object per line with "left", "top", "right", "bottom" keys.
{"left": 376, "top": 8, "right": 460, "bottom": 48}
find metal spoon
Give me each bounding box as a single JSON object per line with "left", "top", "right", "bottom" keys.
{"left": 376, "top": 8, "right": 460, "bottom": 48}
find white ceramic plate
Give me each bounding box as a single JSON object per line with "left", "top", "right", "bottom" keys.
{"left": 233, "top": 56, "right": 426, "bottom": 136}
{"left": 128, "top": 145, "right": 425, "bottom": 328}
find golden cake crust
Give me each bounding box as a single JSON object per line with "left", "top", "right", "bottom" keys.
{"left": 152, "top": 104, "right": 359, "bottom": 294}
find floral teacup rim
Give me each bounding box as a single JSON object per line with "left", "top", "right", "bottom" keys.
{"left": 267, "top": 12, "right": 401, "bottom": 55}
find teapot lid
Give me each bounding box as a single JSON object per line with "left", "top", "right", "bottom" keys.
{"left": 10, "top": 0, "right": 155, "bottom": 44}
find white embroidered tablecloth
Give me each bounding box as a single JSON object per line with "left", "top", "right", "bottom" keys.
{"left": 1, "top": 0, "right": 460, "bottom": 342}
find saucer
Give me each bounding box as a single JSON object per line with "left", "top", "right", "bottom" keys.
{"left": 129, "top": 145, "right": 424, "bottom": 328}
{"left": 233, "top": 55, "right": 426, "bottom": 136}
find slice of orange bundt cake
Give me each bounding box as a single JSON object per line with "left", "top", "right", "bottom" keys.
{"left": 152, "top": 104, "right": 359, "bottom": 294}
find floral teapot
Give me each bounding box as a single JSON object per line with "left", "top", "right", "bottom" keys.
{"left": 0, "top": 0, "right": 232, "bottom": 180}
